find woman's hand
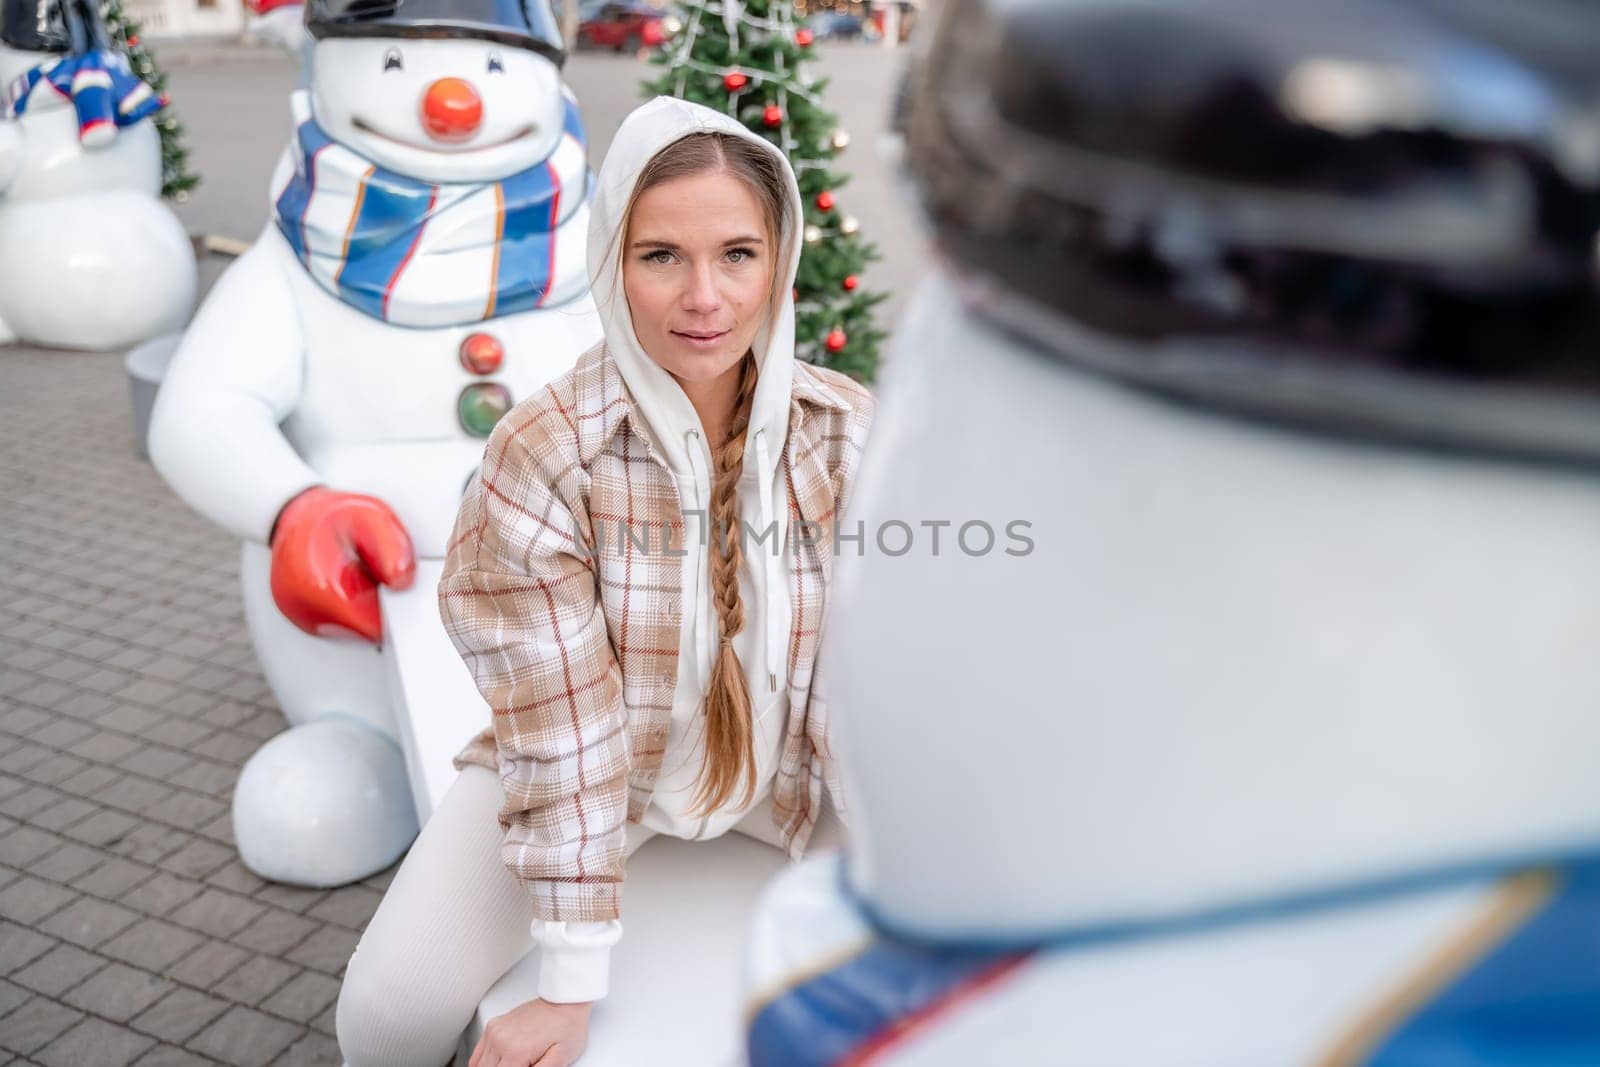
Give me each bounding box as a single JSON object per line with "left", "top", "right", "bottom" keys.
{"left": 469, "top": 998, "right": 593, "bottom": 1067}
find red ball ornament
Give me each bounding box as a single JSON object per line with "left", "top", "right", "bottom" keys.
{"left": 763, "top": 105, "right": 784, "bottom": 127}
{"left": 825, "top": 328, "right": 847, "bottom": 353}
{"left": 795, "top": 28, "right": 814, "bottom": 46}
{"left": 843, "top": 275, "right": 859, "bottom": 292}
{"left": 127, "top": 34, "right": 140, "bottom": 46}
{"left": 723, "top": 71, "right": 748, "bottom": 91}
{"left": 816, "top": 191, "right": 835, "bottom": 212}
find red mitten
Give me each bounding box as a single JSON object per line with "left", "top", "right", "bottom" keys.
{"left": 268, "top": 486, "right": 416, "bottom": 644}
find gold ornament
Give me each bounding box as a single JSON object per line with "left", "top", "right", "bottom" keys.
{"left": 840, "top": 215, "right": 860, "bottom": 236}
{"left": 804, "top": 225, "right": 822, "bottom": 244}
{"left": 831, "top": 129, "right": 851, "bottom": 151}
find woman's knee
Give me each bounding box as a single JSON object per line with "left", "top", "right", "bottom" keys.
{"left": 337, "top": 941, "right": 465, "bottom": 1067}
{"left": 335, "top": 766, "right": 528, "bottom": 1064}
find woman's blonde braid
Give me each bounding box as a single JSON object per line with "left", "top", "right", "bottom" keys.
{"left": 692, "top": 350, "right": 763, "bottom": 815}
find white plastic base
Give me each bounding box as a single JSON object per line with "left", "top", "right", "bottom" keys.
{"left": 378, "top": 558, "right": 502, "bottom": 824}
{"left": 468, "top": 832, "right": 790, "bottom": 1066}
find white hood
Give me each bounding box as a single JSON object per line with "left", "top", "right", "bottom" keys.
{"left": 586, "top": 96, "right": 804, "bottom": 697}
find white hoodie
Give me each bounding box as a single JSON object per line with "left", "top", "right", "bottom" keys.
{"left": 532, "top": 96, "right": 808, "bottom": 1003}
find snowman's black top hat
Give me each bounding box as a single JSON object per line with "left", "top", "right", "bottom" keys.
{"left": 904, "top": 0, "right": 1600, "bottom": 467}
{"left": 3, "top": 0, "right": 110, "bottom": 53}
{"left": 2, "top": 0, "right": 63, "bottom": 52}
{"left": 305, "top": 0, "right": 565, "bottom": 67}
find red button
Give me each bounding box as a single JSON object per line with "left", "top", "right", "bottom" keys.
{"left": 459, "top": 333, "right": 504, "bottom": 375}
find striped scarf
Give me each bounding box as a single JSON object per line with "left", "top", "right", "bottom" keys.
{"left": 271, "top": 89, "right": 592, "bottom": 328}
{"left": 4, "top": 48, "right": 163, "bottom": 148}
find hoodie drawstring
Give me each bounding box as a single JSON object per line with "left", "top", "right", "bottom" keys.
{"left": 755, "top": 428, "right": 781, "bottom": 694}
{"left": 685, "top": 428, "right": 713, "bottom": 682}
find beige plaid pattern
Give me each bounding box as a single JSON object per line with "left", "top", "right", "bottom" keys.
{"left": 439, "top": 341, "right": 875, "bottom": 922}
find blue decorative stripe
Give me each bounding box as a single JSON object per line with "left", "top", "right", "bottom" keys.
{"left": 334, "top": 164, "right": 436, "bottom": 320}
{"left": 798, "top": 854, "right": 1600, "bottom": 1065}
{"left": 562, "top": 96, "right": 586, "bottom": 148}
{"left": 273, "top": 118, "right": 334, "bottom": 265}
{"left": 1368, "top": 860, "right": 1600, "bottom": 1066}
{"left": 747, "top": 939, "right": 1028, "bottom": 1067}
{"left": 72, "top": 82, "right": 113, "bottom": 132}
{"left": 845, "top": 841, "right": 1600, "bottom": 956}
{"left": 492, "top": 160, "right": 562, "bottom": 314}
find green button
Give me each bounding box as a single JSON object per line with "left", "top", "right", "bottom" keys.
{"left": 458, "top": 382, "right": 512, "bottom": 437}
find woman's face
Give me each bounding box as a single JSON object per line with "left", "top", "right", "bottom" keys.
{"left": 622, "top": 167, "right": 775, "bottom": 385}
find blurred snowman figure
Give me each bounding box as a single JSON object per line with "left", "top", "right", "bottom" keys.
{"left": 745, "top": 0, "right": 1600, "bottom": 1063}
{"left": 151, "top": 0, "right": 601, "bottom": 888}
{"left": 0, "top": 0, "right": 195, "bottom": 350}
{"left": 244, "top": 0, "right": 310, "bottom": 64}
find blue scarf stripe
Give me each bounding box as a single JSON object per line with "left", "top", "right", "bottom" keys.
{"left": 272, "top": 93, "right": 589, "bottom": 326}
{"left": 491, "top": 161, "right": 563, "bottom": 314}
{"left": 342, "top": 163, "right": 439, "bottom": 250}
{"left": 335, "top": 172, "right": 437, "bottom": 321}
{"left": 746, "top": 940, "right": 1031, "bottom": 1067}
{"left": 492, "top": 229, "right": 556, "bottom": 316}
{"left": 274, "top": 118, "right": 337, "bottom": 266}
{"left": 562, "top": 96, "right": 586, "bottom": 148}
{"left": 1368, "top": 861, "right": 1600, "bottom": 1066}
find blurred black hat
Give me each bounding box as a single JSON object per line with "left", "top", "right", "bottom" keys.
{"left": 904, "top": 0, "right": 1600, "bottom": 465}
{"left": 2, "top": 0, "right": 66, "bottom": 52}
{"left": 305, "top": 0, "right": 564, "bottom": 66}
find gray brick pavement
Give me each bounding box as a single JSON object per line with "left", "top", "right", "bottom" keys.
{"left": 1, "top": 309, "right": 387, "bottom": 1065}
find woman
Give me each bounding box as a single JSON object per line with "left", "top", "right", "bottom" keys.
{"left": 336, "top": 96, "right": 875, "bottom": 1067}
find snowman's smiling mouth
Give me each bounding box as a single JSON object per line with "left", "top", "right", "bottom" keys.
{"left": 351, "top": 116, "right": 536, "bottom": 153}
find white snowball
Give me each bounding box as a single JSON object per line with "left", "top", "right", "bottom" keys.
{"left": 233, "top": 714, "right": 419, "bottom": 888}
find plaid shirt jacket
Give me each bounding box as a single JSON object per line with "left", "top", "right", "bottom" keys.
{"left": 439, "top": 341, "right": 876, "bottom": 923}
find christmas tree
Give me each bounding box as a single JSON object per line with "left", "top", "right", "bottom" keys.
{"left": 101, "top": 0, "right": 199, "bottom": 200}
{"left": 642, "top": 0, "right": 886, "bottom": 384}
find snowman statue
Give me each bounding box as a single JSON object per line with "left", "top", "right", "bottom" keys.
{"left": 746, "top": 0, "right": 1600, "bottom": 1063}
{"left": 0, "top": 0, "right": 196, "bottom": 350}
{"left": 149, "top": 0, "right": 601, "bottom": 888}
{"left": 244, "top": 0, "right": 309, "bottom": 60}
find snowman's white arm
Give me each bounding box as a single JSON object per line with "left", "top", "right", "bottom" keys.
{"left": 149, "top": 229, "right": 320, "bottom": 546}
{"left": 0, "top": 119, "right": 20, "bottom": 195}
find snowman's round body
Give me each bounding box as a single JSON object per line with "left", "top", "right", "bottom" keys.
{"left": 150, "top": 31, "right": 602, "bottom": 887}
{"left": 742, "top": 0, "right": 1600, "bottom": 1058}
{"left": 0, "top": 42, "right": 196, "bottom": 350}
{"left": 223, "top": 221, "right": 598, "bottom": 790}
{"left": 742, "top": 272, "right": 1600, "bottom": 1067}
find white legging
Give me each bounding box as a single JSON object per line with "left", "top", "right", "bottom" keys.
{"left": 336, "top": 764, "right": 843, "bottom": 1067}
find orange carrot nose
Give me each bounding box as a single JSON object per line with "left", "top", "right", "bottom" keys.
{"left": 421, "top": 77, "right": 483, "bottom": 142}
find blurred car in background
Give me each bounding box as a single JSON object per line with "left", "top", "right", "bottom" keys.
{"left": 803, "top": 11, "right": 880, "bottom": 41}
{"left": 578, "top": 0, "right": 672, "bottom": 51}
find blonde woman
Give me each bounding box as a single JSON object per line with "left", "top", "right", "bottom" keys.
{"left": 335, "top": 96, "right": 875, "bottom": 1067}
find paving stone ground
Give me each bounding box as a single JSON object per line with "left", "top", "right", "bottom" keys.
{"left": 0, "top": 345, "right": 375, "bottom": 1066}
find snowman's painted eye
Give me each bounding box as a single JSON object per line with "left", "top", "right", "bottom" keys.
{"left": 383, "top": 48, "right": 403, "bottom": 72}
{"left": 487, "top": 53, "right": 505, "bottom": 74}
